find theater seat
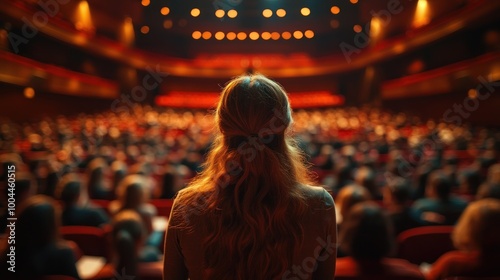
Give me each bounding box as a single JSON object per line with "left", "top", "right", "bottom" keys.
{"left": 397, "top": 226, "right": 455, "bottom": 265}
{"left": 60, "top": 226, "right": 111, "bottom": 261}
{"left": 90, "top": 262, "right": 163, "bottom": 280}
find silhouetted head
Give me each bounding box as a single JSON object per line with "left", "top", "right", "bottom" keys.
{"left": 340, "top": 202, "right": 394, "bottom": 260}
{"left": 453, "top": 199, "right": 500, "bottom": 254}
{"left": 384, "top": 176, "right": 412, "bottom": 206}
{"left": 116, "top": 174, "right": 148, "bottom": 210}
{"left": 112, "top": 210, "right": 146, "bottom": 277}
{"left": 426, "top": 170, "right": 452, "bottom": 201}
{"left": 336, "top": 184, "right": 371, "bottom": 223}
{"left": 56, "top": 173, "right": 81, "bottom": 206}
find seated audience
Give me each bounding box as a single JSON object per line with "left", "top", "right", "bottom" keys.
{"left": 427, "top": 199, "right": 500, "bottom": 279}
{"left": 476, "top": 182, "right": 500, "bottom": 200}
{"left": 336, "top": 202, "right": 424, "bottom": 279}
{"left": 0, "top": 195, "right": 80, "bottom": 279}
{"left": 383, "top": 177, "right": 421, "bottom": 236}
{"left": 411, "top": 171, "right": 467, "bottom": 225}
{"left": 56, "top": 173, "right": 109, "bottom": 227}
{"left": 336, "top": 184, "right": 371, "bottom": 225}
{"left": 87, "top": 157, "right": 113, "bottom": 199}
{"left": 110, "top": 174, "right": 160, "bottom": 261}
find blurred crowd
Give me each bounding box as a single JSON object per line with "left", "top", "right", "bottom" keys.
{"left": 0, "top": 105, "right": 500, "bottom": 279}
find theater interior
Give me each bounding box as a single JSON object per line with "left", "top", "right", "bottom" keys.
{"left": 1, "top": 0, "right": 500, "bottom": 279}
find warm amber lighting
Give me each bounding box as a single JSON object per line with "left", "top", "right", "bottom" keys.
{"left": 413, "top": 0, "right": 431, "bottom": 28}
{"left": 353, "top": 24, "right": 362, "bottom": 33}
{"left": 24, "top": 87, "right": 35, "bottom": 99}
{"left": 468, "top": 89, "right": 478, "bottom": 99}
{"left": 271, "top": 32, "right": 280, "bottom": 40}
{"left": 119, "top": 17, "right": 135, "bottom": 46}
{"left": 226, "top": 32, "right": 236, "bottom": 40}
{"left": 301, "top": 7, "right": 310, "bottom": 16}
{"left": 237, "top": 32, "right": 247, "bottom": 40}
{"left": 192, "top": 31, "right": 201, "bottom": 39}
{"left": 160, "top": 7, "right": 170, "bottom": 15}
{"left": 74, "top": 1, "right": 94, "bottom": 32}
{"left": 263, "top": 9, "right": 273, "bottom": 18}
{"left": 202, "top": 31, "right": 212, "bottom": 39}
{"left": 215, "top": 9, "right": 225, "bottom": 18}
{"left": 215, "top": 31, "right": 225, "bottom": 40}
{"left": 163, "top": 19, "right": 173, "bottom": 29}
{"left": 191, "top": 8, "right": 200, "bottom": 17}
{"left": 227, "top": 9, "right": 238, "bottom": 18}
{"left": 304, "top": 30, "right": 314, "bottom": 39}
{"left": 293, "top": 30, "right": 303, "bottom": 39}
{"left": 370, "top": 17, "right": 383, "bottom": 40}
{"left": 261, "top": 32, "right": 271, "bottom": 40}
{"left": 140, "top": 26, "right": 149, "bottom": 34}
{"left": 249, "top": 31, "right": 259, "bottom": 40}
{"left": 350, "top": 0, "right": 358, "bottom": 4}
{"left": 276, "top": 9, "right": 286, "bottom": 17}
{"left": 141, "top": 0, "right": 150, "bottom": 7}
{"left": 282, "top": 32, "right": 291, "bottom": 40}
{"left": 330, "top": 6, "right": 340, "bottom": 15}
{"left": 330, "top": 19, "right": 340, "bottom": 29}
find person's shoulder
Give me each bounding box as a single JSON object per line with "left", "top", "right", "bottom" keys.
{"left": 299, "top": 185, "right": 335, "bottom": 210}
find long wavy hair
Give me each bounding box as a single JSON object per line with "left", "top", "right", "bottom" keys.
{"left": 174, "top": 74, "right": 313, "bottom": 279}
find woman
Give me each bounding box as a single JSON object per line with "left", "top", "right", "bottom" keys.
{"left": 0, "top": 195, "right": 80, "bottom": 279}
{"left": 163, "top": 75, "right": 337, "bottom": 280}
{"left": 336, "top": 202, "right": 424, "bottom": 280}
{"left": 427, "top": 198, "right": 500, "bottom": 279}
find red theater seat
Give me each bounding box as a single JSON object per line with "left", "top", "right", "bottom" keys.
{"left": 60, "top": 226, "right": 111, "bottom": 261}
{"left": 150, "top": 199, "right": 174, "bottom": 217}
{"left": 397, "top": 226, "right": 455, "bottom": 265}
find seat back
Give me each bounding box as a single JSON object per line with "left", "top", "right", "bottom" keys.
{"left": 150, "top": 199, "right": 174, "bottom": 217}
{"left": 397, "top": 226, "right": 455, "bottom": 264}
{"left": 60, "top": 226, "right": 111, "bottom": 261}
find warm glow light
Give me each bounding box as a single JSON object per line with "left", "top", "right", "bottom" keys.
{"left": 301, "top": 7, "right": 310, "bottom": 16}
{"left": 330, "top": 20, "right": 340, "bottom": 29}
{"left": 370, "top": 17, "right": 383, "bottom": 40}
{"left": 192, "top": 31, "right": 201, "bottom": 39}
{"left": 74, "top": 1, "right": 94, "bottom": 32}
{"left": 330, "top": 6, "right": 340, "bottom": 15}
{"left": 119, "top": 17, "right": 135, "bottom": 46}
{"left": 163, "top": 19, "right": 173, "bottom": 29}
{"left": 350, "top": 0, "right": 358, "bottom": 4}
{"left": 304, "top": 30, "right": 314, "bottom": 39}
{"left": 160, "top": 7, "right": 170, "bottom": 15}
{"left": 271, "top": 32, "right": 280, "bottom": 40}
{"left": 215, "top": 31, "right": 225, "bottom": 40}
{"left": 24, "top": 87, "right": 35, "bottom": 99}
{"left": 141, "top": 0, "right": 150, "bottom": 7}
{"left": 263, "top": 9, "right": 272, "bottom": 18}
{"left": 191, "top": 8, "right": 200, "bottom": 17}
{"left": 140, "top": 26, "right": 149, "bottom": 34}
{"left": 202, "top": 31, "right": 212, "bottom": 39}
{"left": 215, "top": 9, "right": 225, "bottom": 18}
{"left": 227, "top": 9, "right": 237, "bottom": 18}
{"left": 413, "top": 0, "right": 431, "bottom": 28}
{"left": 249, "top": 31, "right": 259, "bottom": 40}
{"left": 276, "top": 9, "right": 286, "bottom": 17}
{"left": 282, "top": 31, "right": 291, "bottom": 40}
{"left": 293, "top": 30, "right": 303, "bottom": 39}
{"left": 237, "top": 32, "right": 247, "bottom": 40}
{"left": 468, "top": 89, "right": 478, "bottom": 99}
{"left": 226, "top": 32, "right": 236, "bottom": 40}
{"left": 261, "top": 32, "right": 271, "bottom": 40}
{"left": 353, "top": 24, "right": 362, "bottom": 33}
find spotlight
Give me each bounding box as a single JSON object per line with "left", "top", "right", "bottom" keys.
{"left": 160, "top": 7, "right": 170, "bottom": 15}
{"left": 227, "top": 9, "right": 238, "bottom": 18}
{"left": 140, "top": 26, "right": 149, "bottom": 34}
{"left": 202, "top": 31, "right": 212, "bottom": 39}
{"left": 249, "top": 31, "right": 259, "bottom": 40}
{"left": 263, "top": 9, "right": 273, "bottom": 18}
{"left": 293, "top": 30, "right": 303, "bottom": 39}
{"left": 271, "top": 32, "right": 280, "bottom": 40}
{"left": 215, "top": 9, "right": 225, "bottom": 18}
{"left": 276, "top": 9, "right": 286, "bottom": 17}
{"left": 237, "top": 32, "right": 247, "bottom": 40}
{"left": 330, "top": 6, "right": 340, "bottom": 15}
{"left": 261, "top": 32, "right": 271, "bottom": 40}
{"left": 282, "top": 31, "right": 291, "bottom": 40}
{"left": 192, "top": 31, "right": 201, "bottom": 39}
{"left": 304, "top": 30, "right": 314, "bottom": 38}
{"left": 227, "top": 32, "right": 236, "bottom": 40}
{"left": 353, "top": 24, "right": 362, "bottom": 33}
{"left": 215, "top": 31, "right": 225, "bottom": 40}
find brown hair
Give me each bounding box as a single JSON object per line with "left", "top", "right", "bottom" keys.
{"left": 172, "top": 74, "right": 313, "bottom": 279}
{"left": 452, "top": 198, "right": 500, "bottom": 253}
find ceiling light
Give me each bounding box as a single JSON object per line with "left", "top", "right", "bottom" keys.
{"left": 301, "top": 7, "right": 310, "bottom": 16}
{"left": 263, "top": 9, "right": 273, "bottom": 18}
{"left": 191, "top": 8, "right": 200, "bottom": 17}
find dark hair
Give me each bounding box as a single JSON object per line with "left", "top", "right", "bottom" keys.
{"left": 477, "top": 182, "right": 500, "bottom": 200}
{"left": 57, "top": 174, "right": 81, "bottom": 205}
{"left": 427, "top": 171, "right": 452, "bottom": 201}
{"left": 460, "top": 169, "right": 482, "bottom": 195}
{"left": 386, "top": 177, "right": 411, "bottom": 205}
{"left": 339, "top": 202, "right": 394, "bottom": 260}
{"left": 112, "top": 210, "right": 145, "bottom": 278}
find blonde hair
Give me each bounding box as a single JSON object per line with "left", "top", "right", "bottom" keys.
{"left": 172, "top": 74, "right": 313, "bottom": 279}
{"left": 452, "top": 198, "right": 500, "bottom": 252}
